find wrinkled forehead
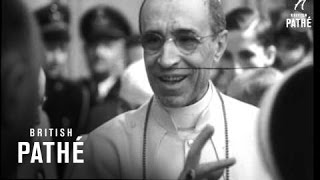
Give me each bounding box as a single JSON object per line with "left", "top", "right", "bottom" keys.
{"left": 140, "top": 0, "right": 211, "bottom": 34}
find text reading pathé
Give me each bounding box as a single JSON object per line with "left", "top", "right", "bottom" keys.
{"left": 286, "top": 13, "right": 312, "bottom": 28}
{"left": 18, "top": 128, "right": 84, "bottom": 163}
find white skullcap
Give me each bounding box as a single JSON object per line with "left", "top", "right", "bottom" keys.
{"left": 119, "top": 59, "right": 153, "bottom": 106}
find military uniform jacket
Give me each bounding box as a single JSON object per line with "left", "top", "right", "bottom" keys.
{"left": 43, "top": 77, "right": 90, "bottom": 141}
{"left": 83, "top": 78, "right": 122, "bottom": 134}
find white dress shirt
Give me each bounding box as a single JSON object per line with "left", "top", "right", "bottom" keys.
{"left": 97, "top": 75, "right": 118, "bottom": 100}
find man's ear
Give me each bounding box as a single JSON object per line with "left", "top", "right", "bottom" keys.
{"left": 264, "top": 45, "right": 277, "bottom": 66}
{"left": 213, "top": 30, "right": 228, "bottom": 63}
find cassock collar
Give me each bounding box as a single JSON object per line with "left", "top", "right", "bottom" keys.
{"left": 151, "top": 81, "right": 224, "bottom": 135}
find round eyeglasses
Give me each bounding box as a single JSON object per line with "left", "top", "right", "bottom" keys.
{"left": 141, "top": 32, "right": 215, "bottom": 54}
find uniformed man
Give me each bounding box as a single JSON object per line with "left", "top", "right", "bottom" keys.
{"left": 34, "top": 1, "right": 90, "bottom": 178}
{"left": 79, "top": 5, "right": 132, "bottom": 133}
{"left": 35, "top": 0, "right": 70, "bottom": 79}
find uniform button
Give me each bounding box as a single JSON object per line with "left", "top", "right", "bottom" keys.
{"left": 187, "top": 139, "right": 194, "bottom": 147}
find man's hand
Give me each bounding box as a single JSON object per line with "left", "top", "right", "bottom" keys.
{"left": 178, "top": 125, "right": 236, "bottom": 180}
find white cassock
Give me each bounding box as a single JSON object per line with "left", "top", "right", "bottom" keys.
{"left": 69, "top": 81, "right": 272, "bottom": 180}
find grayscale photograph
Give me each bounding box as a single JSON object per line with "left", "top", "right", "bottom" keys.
{"left": 1, "top": 0, "right": 313, "bottom": 179}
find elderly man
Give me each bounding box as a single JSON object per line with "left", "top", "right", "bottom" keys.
{"left": 69, "top": 0, "right": 271, "bottom": 179}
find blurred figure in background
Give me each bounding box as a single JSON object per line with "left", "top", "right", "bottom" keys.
{"left": 118, "top": 59, "right": 153, "bottom": 114}
{"left": 126, "top": 34, "right": 144, "bottom": 65}
{"left": 212, "top": 7, "right": 276, "bottom": 93}
{"left": 79, "top": 5, "right": 132, "bottom": 133}
{"left": 35, "top": 0, "right": 69, "bottom": 80}
{"left": 1, "top": 0, "right": 41, "bottom": 177}
{"left": 35, "top": 1, "right": 90, "bottom": 177}
{"left": 272, "top": 10, "right": 313, "bottom": 72}
{"left": 226, "top": 68, "right": 283, "bottom": 107}
{"left": 226, "top": 6, "right": 276, "bottom": 76}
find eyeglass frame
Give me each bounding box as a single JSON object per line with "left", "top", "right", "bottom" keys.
{"left": 140, "top": 31, "right": 220, "bottom": 55}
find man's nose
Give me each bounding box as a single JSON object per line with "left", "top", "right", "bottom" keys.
{"left": 157, "top": 40, "right": 180, "bottom": 68}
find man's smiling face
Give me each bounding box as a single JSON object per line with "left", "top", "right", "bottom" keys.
{"left": 140, "top": 0, "right": 226, "bottom": 107}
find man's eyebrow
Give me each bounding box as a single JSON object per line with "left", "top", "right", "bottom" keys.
{"left": 143, "top": 30, "right": 162, "bottom": 35}
{"left": 173, "top": 28, "right": 197, "bottom": 35}
{"left": 143, "top": 28, "right": 204, "bottom": 37}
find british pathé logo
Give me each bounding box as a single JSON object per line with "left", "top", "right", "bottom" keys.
{"left": 294, "top": 0, "right": 307, "bottom": 11}
{"left": 286, "top": 0, "right": 312, "bottom": 29}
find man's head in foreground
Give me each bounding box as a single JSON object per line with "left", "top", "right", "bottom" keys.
{"left": 140, "top": 0, "right": 228, "bottom": 107}
{"left": 1, "top": 0, "right": 42, "bottom": 177}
